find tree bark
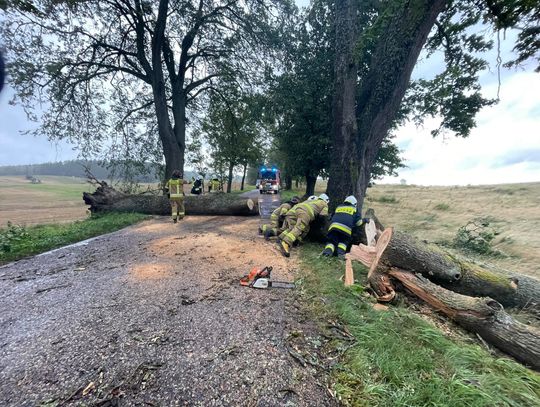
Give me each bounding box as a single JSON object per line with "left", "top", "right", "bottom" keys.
{"left": 348, "top": 224, "right": 540, "bottom": 310}
{"left": 305, "top": 173, "right": 317, "bottom": 197}
{"left": 227, "top": 161, "right": 234, "bottom": 193}
{"left": 82, "top": 182, "right": 257, "bottom": 216}
{"left": 285, "top": 174, "right": 292, "bottom": 191}
{"left": 327, "top": 0, "right": 359, "bottom": 211}
{"left": 151, "top": 0, "right": 184, "bottom": 181}
{"left": 354, "top": 0, "right": 447, "bottom": 213}
{"left": 327, "top": 0, "right": 447, "bottom": 214}
{"left": 240, "top": 163, "right": 247, "bottom": 191}
{"left": 389, "top": 269, "right": 540, "bottom": 371}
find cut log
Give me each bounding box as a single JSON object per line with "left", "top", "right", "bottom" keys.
{"left": 389, "top": 269, "right": 540, "bottom": 371}
{"left": 344, "top": 257, "right": 354, "bottom": 286}
{"left": 83, "top": 182, "right": 258, "bottom": 216}
{"left": 438, "top": 255, "right": 540, "bottom": 311}
{"left": 348, "top": 221, "right": 540, "bottom": 310}
{"left": 348, "top": 228, "right": 461, "bottom": 283}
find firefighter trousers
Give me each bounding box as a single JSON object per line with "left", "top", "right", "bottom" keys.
{"left": 170, "top": 197, "right": 185, "bottom": 220}
{"left": 279, "top": 209, "right": 311, "bottom": 245}
{"left": 323, "top": 229, "right": 351, "bottom": 256}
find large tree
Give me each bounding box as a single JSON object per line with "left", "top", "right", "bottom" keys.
{"left": 267, "top": 0, "right": 403, "bottom": 197}
{"left": 328, "top": 0, "right": 540, "bottom": 212}
{"left": 1, "top": 0, "right": 288, "bottom": 180}
{"left": 202, "top": 79, "right": 264, "bottom": 193}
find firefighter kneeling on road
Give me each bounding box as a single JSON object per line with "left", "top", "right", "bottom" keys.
{"left": 277, "top": 194, "right": 329, "bottom": 257}
{"left": 259, "top": 196, "right": 300, "bottom": 240}
{"left": 322, "top": 195, "right": 369, "bottom": 259}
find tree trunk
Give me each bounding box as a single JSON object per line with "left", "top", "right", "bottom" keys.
{"left": 152, "top": 0, "right": 183, "bottom": 181}
{"left": 389, "top": 269, "right": 540, "bottom": 371}
{"left": 348, "top": 223, "right": 540, "bottom": 310}
{"left": 285, "top": 174, "right": 292, "bottom": 191}
{"left": 305, "top": 173, "right": 317, "bottom": 197}
{"left": 171, "top": 90, "right": 187, "bottom": 178}
{"left": 326, "top": 0, "right": 359, "bottom": 211}
{"left": 227, "top": 162, "right": 234, "bottom": 193}
{"left": 295, "top": 178, "right": 299, "bottom": 189}
{"left": 82, "top": 182, "right": 257, "bottom": 216}
{"left": 354, "top": 0, "right": 447, "bottom": 213}
{"left": 382, "top": 230, "right": 462, "bottom": 283}
{"left": 240, "top": 163, "right": 247, "bottom": 191}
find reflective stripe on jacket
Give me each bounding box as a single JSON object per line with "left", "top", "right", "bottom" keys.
{"left": 328, "top": 203, "right": 361, "bottom": 236}
{"left": 167, "top": 178, "right": 184, "bottom": 198}
{"left": 295, "top": 199, "right": 328, "bottom": 221}
{"left": 271, "top": 202, "right": 292, "bottom": 220}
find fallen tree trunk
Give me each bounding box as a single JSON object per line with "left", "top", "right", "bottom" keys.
{"left": 389, "top": 269, "right": 540, "bottom": 371}
{"left": 348, "top": 214, "right": 540, "bottom": 311}
{"left": 350, "top": 228, "right": 462, "bottom": 283}
{"left": 83, "top": 182, "right": 258, "bottom": 216}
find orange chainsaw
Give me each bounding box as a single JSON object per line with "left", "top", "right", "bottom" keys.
{"left": 240, "top": 266, "right": 295, "bottom": 289}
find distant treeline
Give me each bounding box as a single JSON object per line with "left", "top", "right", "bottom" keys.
{"left": 0, "top": 160, "right": 160, "bottom": 182}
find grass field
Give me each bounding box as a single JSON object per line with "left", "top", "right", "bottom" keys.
{"left": 300, "top": 245, "right": 540, "bottom": 406}
{"left": 284, "top": 181, "right": 540, "bottom": 279}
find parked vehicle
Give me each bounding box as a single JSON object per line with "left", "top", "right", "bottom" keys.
{"left": 257, "top": 167, "right": 281, "bottom": 194}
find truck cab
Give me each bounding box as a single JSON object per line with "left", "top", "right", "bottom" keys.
{"left": 257, "top": 167, "right": 281, "bottom": 194}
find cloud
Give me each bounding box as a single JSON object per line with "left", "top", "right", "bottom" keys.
{"left": 0, "top": 85, "right": 78, "bottom": 165}
{"left": 384, "top": 71, "right": 540, "bottom": 185}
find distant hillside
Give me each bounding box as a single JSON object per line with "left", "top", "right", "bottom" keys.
{"left": 0, "top": 160, "right": 160, "bottom": 182}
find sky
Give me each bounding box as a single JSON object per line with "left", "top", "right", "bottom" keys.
{"left": 0, "top": 3, "right": 539, "bottom": 186}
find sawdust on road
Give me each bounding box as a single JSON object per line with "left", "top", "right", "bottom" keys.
{"left": 0, "top": 216, "right": 337, "bottom": 406}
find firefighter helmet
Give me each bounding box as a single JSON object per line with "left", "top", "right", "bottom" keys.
{"left": 307, "top": 195, "right": 317, "bottom": 201}
{"left": 319, "top": 193, "right": 329, "bottom": 203}
{"left": 344, "top": 195, "right": 357, "bottom": 207}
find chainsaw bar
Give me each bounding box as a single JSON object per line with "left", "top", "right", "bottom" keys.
{"left": 240, "top": 266, "right": 295, "bottom": 289}
{"left": 251, "top": 278, "right": 295, "bottom": 289}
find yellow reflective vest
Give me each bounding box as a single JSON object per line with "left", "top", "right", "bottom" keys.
{"left": 167, "top": 178, "right": 185, "bottom": 198}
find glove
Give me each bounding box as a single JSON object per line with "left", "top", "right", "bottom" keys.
{"left": 362, "top": 218, "right": 371, "bottom": 224}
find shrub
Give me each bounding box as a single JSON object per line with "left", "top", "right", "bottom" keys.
{"left": 434, "top": 203, "right": 450, "bottom": 211}
{"left": 0, "top": 222, "right": 30, "bottom": 254}
{"left": 376, "top": 195, "right": 399, "bottom": 204}
{"left": 453, "top": 217, "right": 502, "bottom": 255}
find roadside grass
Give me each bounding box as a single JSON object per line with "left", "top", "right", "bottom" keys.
{"left": 299, "top": 243, "right": 540, "bottom": 407}
{"left": 0, "top": 212, "right": 149, "bottom": 264}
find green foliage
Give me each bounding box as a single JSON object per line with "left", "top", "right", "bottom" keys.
{"left": 201, "top": 77, "right": 265, "bottom": 191}
{"left": 266, "top": 0, "right": 404, "bottom": 191}
{"left": 299, "top": 244, "right": 540, "bottom": 407}
{"left": 0, "top": 221, "right": 30, "bottom": 254}
{"left": 0, "top": 213, "right": 148, "bottom": 263}
{"left": 453, "top": 217, "right": 502, "bottom": 255}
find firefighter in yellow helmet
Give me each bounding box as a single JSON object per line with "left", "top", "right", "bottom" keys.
{"left": 277, "top": 193, "right": 329, "bottom": 257}
{"left": 260, "top": 196, "right": 300, "bottom": 240}
{"left": 165, "top": 170, "right": 189, "bottom": 223}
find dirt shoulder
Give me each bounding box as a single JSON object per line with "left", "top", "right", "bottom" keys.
{"left": 0, "top": 217, "right": 336, "bottom": 406}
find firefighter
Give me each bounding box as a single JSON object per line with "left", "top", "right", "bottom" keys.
{"left": 165, "top": 170, "right": 189, "bottom": 223}
{"left": 322, "top": 195, "right": 368, "bottom": 259}
{"left": 277, "top": 193, "right": 329, "bottom": 257}
{"left": 260, "top": 196, "right": 300, "bottom": 240}
{"left": 191, "top": 175, "right": 203, "bottom": 195}
{"left": 210, "top": 178, "right": 220, "bottom": 193}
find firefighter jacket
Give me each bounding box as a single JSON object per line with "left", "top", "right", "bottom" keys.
{"left": 295, "top": 199, "right": 328, "bottom": 221}
{"left": 328, "top": 203, "right": 362, "bottom": 236}
{"left": 272, "top": 202, "right": 293, "bottom": 220}
{"left": 167, "top": 177, "right": 185, "bottom": 198}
